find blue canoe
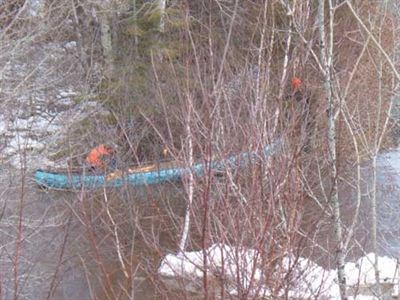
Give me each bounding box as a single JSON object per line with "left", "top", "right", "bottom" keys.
{"left": 34, "top": 142, "right": 280, "bottom": 190}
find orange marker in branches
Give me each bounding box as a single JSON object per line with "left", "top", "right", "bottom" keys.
{"left": 291, "top": 77, "right": 302, "bottom": 91}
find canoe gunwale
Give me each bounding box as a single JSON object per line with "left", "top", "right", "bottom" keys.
{"left": 40, "top": 159, "right": 184, "bottom": 175}
{"left": 35, "top": 141, "right": 281, "bottom": 190}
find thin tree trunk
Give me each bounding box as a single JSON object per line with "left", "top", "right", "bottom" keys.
{"left": 178, "top": 100, "right": 193, "bottom": 253}
{"left": 318, "top": 0, "right": 347, "bottom": 298}
{"left": 97, "top": 5, "right": 114, "bottom": 77}
{"left": 371, "top": 155, "right": 381, "bottom": 297}
{"left": 157, "top": 0, "right": 166, "bottom": 32}
{"left": 277, "top": 20, "right": 292, "bottom": 100}
{"left": 369, "top": 3, "right": 396, "bottom": 293}
{"left": 132, "top": 0, "right": 138, "bottom": 53}
{"left": 370, "top": 47, "right": 384, "bottom": 297}
{"left": 71, "top": 1, "right": 89, "bottom": 74}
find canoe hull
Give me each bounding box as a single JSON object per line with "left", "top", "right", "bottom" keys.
{"left": 35, "top": 165, "right": 204, "bottom": 190}
{"left": 34, "top": 141, "right": 280, "bottom": 190}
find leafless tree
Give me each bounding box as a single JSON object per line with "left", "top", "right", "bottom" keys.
{"left": 2, "top": 0, "right": 400, "bottom": 299}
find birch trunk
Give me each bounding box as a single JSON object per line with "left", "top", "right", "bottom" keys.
{"left": 369, "top": 17, "right": 396, "bottom": 293}
{"left": 317, "top": 0, "right": 347, "bottom": 298}
{"left": 132, "top": 0, "right": 138, "bottom": 53}
{"left": 97, "top": 3, "right": 114, "bottom": 77}
{"left": 157, "top": 0, "right": 166, "bottom": 32}
{"left": 371, "top": 155, "right": 381, "bottom": 297}
{"left": 71, "top": 1, "right": 89, "bottom": 74}
{"left": 346, "top": 1, "right": 400, "bottom": 296}
{"left": 178, "top": 99, "right": 193, "bottom": 254}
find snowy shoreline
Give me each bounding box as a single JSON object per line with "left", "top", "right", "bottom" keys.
{"left": 159, "top": 243, "right": 400, "bottom": 299}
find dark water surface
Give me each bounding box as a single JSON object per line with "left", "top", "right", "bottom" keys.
{"left": 376, "top": 149, "right": 400, "bottom": 257}
{"left": 2, "top": 148, "right": 400, "bottom": 299}
{"left": 0, "top": 167, "right": 189, "bottom": 300}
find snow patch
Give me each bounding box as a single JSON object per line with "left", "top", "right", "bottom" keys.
{"left": 159, "top": 245, "right": 400, "bottom": 299}
{"left": 346, "top": 254, "right": 399, "bottom": 286}
{"left": 64, "top": 41, "right": 77, "bottom": 49}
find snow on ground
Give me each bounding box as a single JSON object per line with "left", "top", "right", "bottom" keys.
{"left": 0, "top": 40, "right": 110, "bottom": 169}
{"left": 0, "top": 96, "right": 108, "bottom": 169}
{"left": 0, "top": 89, "right": 107, "bottom": 169}
{"left": 159, "top": 244, "right": 400, "bottom": 299}
{"left": 346, "top": 254, "right": 399, "bottom": 286}
{"left": 1, "top": 10, "right": 119, "bottom": 170}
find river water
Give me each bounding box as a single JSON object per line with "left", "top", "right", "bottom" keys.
{"left": 376, "top": 149, "right": 400, "bottom": 257}
{"left": 0, "top": 147, "right": 399, "bottom": 299}
{"left": 0, "top": 173, "right": 187, "bottom": 299}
